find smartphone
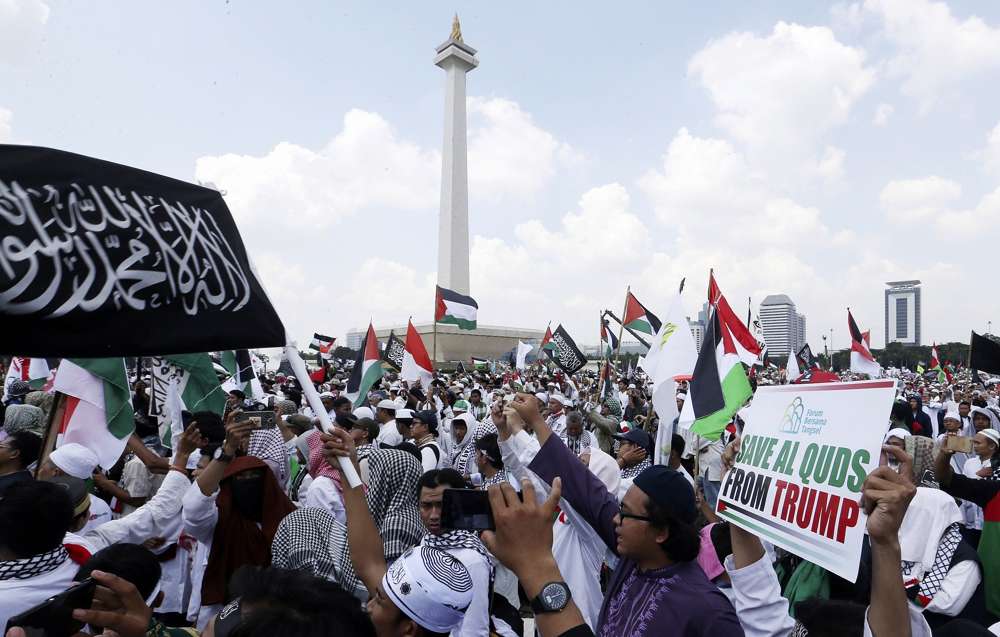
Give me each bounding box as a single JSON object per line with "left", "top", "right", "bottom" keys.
{"left": 944, "top": 435, "right": 974, "bottom": 454}
{"left": 235, "top": 410, "right": 277, "bottom": 430}
{"left": 6, "top": 577, "right": 97, "bottom": 636}
{"left": 441, "top": 488, "right": 496, "bottom": 531}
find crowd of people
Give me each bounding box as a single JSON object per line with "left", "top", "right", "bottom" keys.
{"left": 0, "top": 354, "right": 998, "bottom": 636}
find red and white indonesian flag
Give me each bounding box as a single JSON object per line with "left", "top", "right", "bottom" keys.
{"left": 53, "top": 358, "right": 134, "bottom": 470}
{"left": 401, "top": 319, "right": 434, "bottom": 388}
{"left": 848, "top": 310, "right": 882, "bottom": 378}
{"left": 3, "top": 357, "right": 51, "bottom": 398}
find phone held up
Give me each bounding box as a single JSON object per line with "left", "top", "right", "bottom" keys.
{"left": 6, "top": 577, "right": 97, "bottom": 637}
{"left": 440, "top": 487, "right": 524, "bottom": 531}
{"left": 235, "top": 410, "right": 277, "bottom": 430}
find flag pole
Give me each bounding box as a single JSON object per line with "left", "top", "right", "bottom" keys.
{"left": 615, "top": 287, "right": 629, "bottom": 367}
{"left": 35, "top": 392, "right": 66, "bottom": 478}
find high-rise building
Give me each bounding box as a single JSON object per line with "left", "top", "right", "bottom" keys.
{"left": 884, "top": 280, "right": 921, "bottom": 346}
{"left": 759, "top": 294, "right": 807, "bottom": 357}
{"left": 345, "top": 328, "right": 365, "bottom": 351}
{"left": 688, "top": 318, "right": 705, "bottom": 352}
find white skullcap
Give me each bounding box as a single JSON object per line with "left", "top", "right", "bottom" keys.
{"left": 382, "top": 546, "right": 473, "bottom": 633}
{"left": 943, "top": 410, "right": 962, "bottom": 422}
{"left": 884, "top": 428, "right": 911, "bottom": 443}
{"left": 980, "top": 429, "right": 1000, "bottom": 446}
{"left": 552, "top": 394, "right": 573, "bottom": 407}
{"left": 353, "top": 406, "right": 375, "bottom": 420}
{"left": 376, "top": 399, "right": 398, "bottom": 411}
{"left": 49, "top": 443, "right": 100, "bottom": 479}
{"left": 534, "top": 392, "right": 549, "bottom": 404}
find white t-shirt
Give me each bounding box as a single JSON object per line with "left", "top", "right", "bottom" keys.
{"left": 376, "top": 420, "right": 404, "bottom": 447}
{"left": 80, "top": 494, "right": 113, "bottom": 534}
{"left": 118, "top": 456, "right": 154, "bottom": 516}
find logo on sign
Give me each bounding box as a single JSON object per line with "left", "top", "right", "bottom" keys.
{"left": 779, "top": 397, "right": 805, "bottom": 434}
{"left": 778, "top": 396, "right": 828, "bottom": 435}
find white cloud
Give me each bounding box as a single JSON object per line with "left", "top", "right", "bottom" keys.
{"left": 879, "top": 176, "right": 962, "bottom": 222}
{"left": 982, "top": 121, "right": 1000, "bottom": 176}
{"left": 638, "top": 128, "right": 767, "bottom": 224}
{"left": 468, "top": 97, "right": 583, "bottom": 202}
{"left": 0, "top": 0, "right": 49, "bottom": 61}
{"left": 195, "top": 109, "right": 439, "bottom": 229}
{"left": 873, "top": 103, "right": 894, "bottom": 126}
{"left": 858, "top": 0, "right": 1000, "bottom": 110}
{"left": 196, "top": 97, "right": 578, "bottom": 231}
{"left": 514, "top": 184, "right": 647, "bottom": 267}
{"left": 639, "top": 128, "right": 832, "bottom": 245}
{"left": 0, "top": 108, "right": 11, "bottom": 142}
{"left": 688, "top": 21, "right": 875, "bottom": 161}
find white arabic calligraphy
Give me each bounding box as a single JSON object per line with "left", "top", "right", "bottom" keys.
{"left": 0, "top": 179, "right": 252, "bottom": 317}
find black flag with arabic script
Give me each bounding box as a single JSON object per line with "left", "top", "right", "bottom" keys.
{"left": 382, "top": 331, "right": 405, "bottom": 371}
{"left": 546, "top": 324, "right": 587, "bottom": 375}
{"left": 0, "top": 145, "right": 286, "bottom": 357}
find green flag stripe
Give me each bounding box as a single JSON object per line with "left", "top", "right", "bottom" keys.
{"left": 438, "top": 316, "right": 477, "bottom": 330}
{"left": 72, "top": 358, "right": 133, "bottom": 440}
{"left": 625, "top": 319, "right": 653, "bottom": 335}
{"left": 353, "top": 361, "right": 385, "bottom": 408}
{"left": 689, "top": 363, "right": 752, "bottom": 438}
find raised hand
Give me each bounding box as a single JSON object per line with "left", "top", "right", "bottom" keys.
{"left": 862, "top": 445, "right": 916, "bottom": 545}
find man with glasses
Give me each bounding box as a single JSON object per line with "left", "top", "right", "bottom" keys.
{"left": 504, "top": 393, "right": 743, "bottom": 636}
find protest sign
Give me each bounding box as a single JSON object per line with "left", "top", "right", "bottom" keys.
{"left": 715, "top": 379, "right": 897, "bottom": 582}
{"left": 0, "top": 144, "right": 286, "bottom": 357}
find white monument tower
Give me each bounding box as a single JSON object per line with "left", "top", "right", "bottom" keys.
{"left": 434, "top": 15, "right": 478, "bottom": 296}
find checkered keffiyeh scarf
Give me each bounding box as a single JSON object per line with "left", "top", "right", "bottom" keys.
{"left": 562, "top": 432, "right": 592, "bottom": 456}
{"left": 423, "top": 529, "right": 493, "bottom": 565}
{"left": 248, "top": 428, "right": 290, "bottom": 487}
{"left": 272, "top": 507, "right": 340, "bottom": 581}
{"left": 914, "top": 522, "right": 963, "bottom": 606}
{"left": 0, "top": 546, "right": 69, "bottom": 580}
{"left": 481, "top": 471, "right": 508, "bottom": 489}
{"left": 620, "top": 458, "right": 652, "bottom": 480}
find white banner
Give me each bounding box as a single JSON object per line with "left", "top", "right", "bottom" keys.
{"left": 716, "top": 379, "right": 897, "bottom": 582}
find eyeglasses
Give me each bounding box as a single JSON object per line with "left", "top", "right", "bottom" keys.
{"left": 618, "top": 502, "right": 653, "bottom": 523}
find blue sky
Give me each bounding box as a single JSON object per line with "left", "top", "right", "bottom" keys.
{"left": 3, "top": 1, "right": 1000, "bottom": 351}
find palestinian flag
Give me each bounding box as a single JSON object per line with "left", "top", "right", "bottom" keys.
{"left": 848, "top": 310, "right": 882, "bottom": 378}
{"left": 53, "top": 358, "right": 133, "bottom": 470}
{"left": 601, "top": 315, "right": 619, "bottom": 357}
{"left": 678, "top": 309, "right": 753, "bottom": 439}
{"left": 346, "top": 323, "right": 384, "bottom": 407}
{"left": 708, "top": 272, "right": 764, "bottom": 366}
{"left": 401, "top": 319, "right": 433, "bottom": 388}
{"left": 435, "top": 286, "right": 478, "bottom": 330}
{"left": 3, "top": 357, "right": 51, "bottom": 398}
{"left": 541, "top": 324, "right": 557, "bottom": 352}
{"left": 930, "top": 343, "right": 949, "bottom": 381}
{"left": 310, "top": 333, "right": 336, "bottom": 360}
{"left": 166, "top": 354, "right": 229, "bottom": 415}
{"left": 623, "top": 291, "right": 661, "bottom": 335}
{"left": 221, "top": 349, "right": 259, "bottom": 396}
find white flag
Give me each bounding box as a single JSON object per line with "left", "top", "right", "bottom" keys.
{"left": 786, "top": 351, "right": 800, "bottom": 383}
{"left": 638, "top": 294, "right": 698, "bottom": 464}
{"left": 516, "top": 341, "right": 533, "bottom": 370}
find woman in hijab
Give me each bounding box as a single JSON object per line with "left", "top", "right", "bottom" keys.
{"left": 448, "top": 413, "right": 477, "bottom": 477}
{"left": 272, "top": 446, "right": 424, "bottom": 601}
{"left": 3, "top": 404, "right": 44, "bottom": 436}
{"left": 182, "top": 451, "right": 296, "bottom": 629}
{"left": 301, "top": 429, "right": 347, "bottom": 523}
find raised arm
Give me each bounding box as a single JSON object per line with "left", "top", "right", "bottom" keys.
{"left": 864, "top": 445, "right": 917, "bottom": 637}
{"left": 322, "top": 427, "right": 387, "bottom": 595}
{"left": 509, "top": 394, "right": 620, "bottom": 551}
{"left": 936, "top": 446, "right": 1000, "bottom": 508}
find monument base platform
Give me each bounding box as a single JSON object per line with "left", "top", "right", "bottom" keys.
{"left": 375, "top": 323, "right": 544, "bottom": 368}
